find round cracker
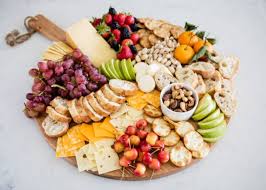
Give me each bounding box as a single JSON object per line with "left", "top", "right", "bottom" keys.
{"left": 138, "top": 17, "right": 152, "bottom": 24}
{"left": 170, "top": 145, "right": 192, "bottom": 167}
{"left": 160, "top": 130, "right": 180, "bottom": 146}
{"left": 192, "top": 142, "right": 210, "bottom": 159}
{"left": 174, "top": 121, "right": 195, "bottom": 137}
{"left": 148, "top": 34, "right": 161, "bottom": 46}
{"left": 170, "top": 26, "right": 185, "bottom": 39}
{"left": 184, "top": 131, "right": 204, "bottom": 152}
{"left": 152, "top": 118, "right": 171, "bottom": 137}
{"left": 140, "top": 36, "right": 152, "bottom": 48}
{"left": 144, "top": 104, "right": 162, "bottom": 118}
{"left": 153, "top": 27, "right": 170, "bottom": 39}
{"left": 144, "top": 19, "right": 164, "bottom": 30}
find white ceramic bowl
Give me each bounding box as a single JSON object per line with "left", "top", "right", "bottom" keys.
{"left": 160, "top": 83, "right": 199, "bottom": 121}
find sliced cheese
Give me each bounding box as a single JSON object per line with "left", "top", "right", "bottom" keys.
{"left": 93, "top": 122, "right": 115, "bottom": 138}
{"left": 98, "top": 117, "right": 117, "bottom": 134}
{"left": 66, "top": 19, "right": 116, "bottom": 68}
{"left": 79, "top": 123, "right": 102, "bottom": 142}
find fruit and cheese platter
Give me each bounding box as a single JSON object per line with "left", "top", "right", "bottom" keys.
{"left": 23, "top": 7, "right": 239, "bottom": 180}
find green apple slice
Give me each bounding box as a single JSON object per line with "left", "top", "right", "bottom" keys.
{"left": 198, "top": 113, "right": 224, "bottom": 129}
{"left": 203, "top": 135, "right": 224, "bottom": 143}
{"left": 109, "top": 59, "right": 121, "bottom": 79}
{"left": 120, "top": 59, "right": 132, "bottom": 80}
{"left": 106, "top": 61, "right": 119, "bottom": 79}
{"left": 100, "top": 63, "right": 111, "bottom": 79}
{"left": 126, "top": 59, "right": 136, "bottom": 80}
{"left": 114, "top": 59, "right": 125, "bottom": 79}
{"left": 194, "top": 94, "right": 213, "bottom": 114}
{"left": 201, "top": 108, "right": 221, "bottom": 123}
{"left": 197, "top": 120, "right": 226, "bottom": 138}
{"left": 192, "top": 100, "right": 216, "bottom": 121}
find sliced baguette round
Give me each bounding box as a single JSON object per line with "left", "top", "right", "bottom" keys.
{"left": 195, "top": 74, "right": 206, "bottom": 97}
{"left": 101, "top": 84, "right": 126, "bottom": 104}
{"left": 219, "top": 56, "right": 239, "bottom": 79}
{"left": 42, "top": 116, "right": 69, "bottom": 137}
{"left": 188, "top": 62, "right": 215, "bottom": 79}
{"left": 204, "top": 70, "right": 222, "bottom": 94}
{"left": 67, "top": 99, "right": 83, "bottom": 124}
{"left": 77, "top": 97, "right": 91, "bottom": 123}
{"left": 109, "top": 79, "right": 138, "bottom": 96}
{"left": 50, "top": 96, "right": 69, "bottom": 115}
{"left": 46, "top": 106, "right": 71, "bottom": 123}
{"left": 82, "top": 96, "right": 103, "bottom": 122}
{"left": 154, "top": 71, "right": 178, "bottom": 91}
{"left": 95, "top": 90, "right": 121, "bottom": 113}
{"left": 86, "top": 92, "right": 110, "bottom": 117}
{"left": 214, "top": 91, "right": 236, "bottom": 117}
{"left": 170, "top": 145, "right": 192, "bottom": 167}
{"left": 175, "top": 68, "right": 198, "bottom": 88}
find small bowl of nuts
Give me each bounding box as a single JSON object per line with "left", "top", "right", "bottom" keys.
{"left": 160, "top": 83, "right": 199, "bottom": 121}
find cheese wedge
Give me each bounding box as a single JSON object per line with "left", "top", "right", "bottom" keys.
{"left": 66, "top": 19, "right": 116, "bottom": 68}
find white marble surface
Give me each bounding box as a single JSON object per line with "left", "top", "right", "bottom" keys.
{"left": 0, "top": 0, "right": 266, "bottom": 189}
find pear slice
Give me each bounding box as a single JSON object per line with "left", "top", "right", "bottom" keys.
{"left": 194, "top": 94, "right": 213, "bottom": 114}
{"left": 126, "top": 59, "right": 136, "bottom": 80}
{"left": 192, "top": 100, "right": 216, "bottom": 121}
{"left": 120, "top": 59, "right": 132, "bottom": 80}
{"left": 114, "top": 59, "right": 125, "bottom": 79}
{"left": 198, "top": 113, "right": 224, "bottom": 129}
{"left": 109, "top": 59, "right": 121, "bottom": 79}
{"left": 203, "top": 135, "right": 224, "bottom": 143}
{"left": 201, "top": 108, "right": 221, "bottom": 123}
{"left": 100, "top": 63, "right": 111, "bottom": 79}
{"left": 197, "top": 120, "right": 226, "bottom": 138}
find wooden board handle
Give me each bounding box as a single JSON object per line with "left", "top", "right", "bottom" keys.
{"left": 28, "top": 14, "right": 66, "bottom": 42}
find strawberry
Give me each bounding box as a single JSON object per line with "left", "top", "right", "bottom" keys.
{"left": 117, "top": 45, "right": 133, "bottom": 59}
{"left": 112, "top": 29, "right": 121, "bottom": 42}
{"left": 92, "top": 18, "right": 102, "bottom": 27}
{"left": 117, "top": 13, "right": 126, "bottom": 26}
{"left": 113, "top": 14, "right": 119, "bottom": 21}
{"left": 130, "top": 33, "right": 139, "bottom": 45}
{"left": 121, "top": 39, "right": 133, "bottom": 46}
{"left": 104, "top": 14, "right": 112, "bottom": 25}
{"left": 96, "top": 22, "right": 111, "bottom": 39}
{"left": 122, "top": 24, "right": 132, "bottom": 33}
{"left": 125, "top": 15, "right": 135, "bottom": 25}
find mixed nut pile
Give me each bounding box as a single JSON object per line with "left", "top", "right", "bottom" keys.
{"left": 135, "top": 37, "right": 182, "bottom": 74}
{"left": 162, "top": 84, "right": 195, "bottom": 112}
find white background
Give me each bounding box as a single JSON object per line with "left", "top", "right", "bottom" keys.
{"left": 0, "top": 0, "right": 266, "bottom": 189}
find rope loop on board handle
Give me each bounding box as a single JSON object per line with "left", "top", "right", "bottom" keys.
{"left": 5, "top": 16, "right": 37, "bottom": 47}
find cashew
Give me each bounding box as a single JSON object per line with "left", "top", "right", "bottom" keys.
{"left": 182, "top": 97, "right": 188, "bottom": 102}
{"left": 180, "top": 102, "right": 187, "bottom": 112}
{"left": 187, "top": 97, "right": 195, "bottom": 107}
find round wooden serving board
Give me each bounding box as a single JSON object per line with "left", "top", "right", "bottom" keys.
{"left": 36, "top": 115, "right": 229, "bottom": 181}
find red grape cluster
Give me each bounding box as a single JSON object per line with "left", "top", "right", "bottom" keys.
{"left": 24, "top": 49, "right": 107, "bottom": 118}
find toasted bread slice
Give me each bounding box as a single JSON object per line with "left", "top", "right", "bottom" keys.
{"left": 82, "top": 95, "right": 103, "bottom": 121}
{"left": 204, "top": 70, "right": 222, "bottom": 94}
{"left": 195, "top": 75, "right": 206, "bottom": 97}
{"left": 50, "top": 96, "right": 69, "bottom": 115}
{"left": 219, "top": 56, "right": 239, "bottom": 79}
{"left": 214, "top": 91, "right": 236, "bottom": 117}
{"left": 154, "top": 71, "right": 178, "bottom": 91}
{"left": 101, "top": 84, "right": 126, "bottom": 104}
{"left": 67, "top": 99, "right": 83, "bottom": 124}
{"left": 188, "top": 62, "right": 215, "bottom": 79}
{"left": 95, "top": 90, "right": 121, "bottom": 113}
{"left": 109, "top": 79, "right": 138, "bottom": 96}
{"left": 160, "top": 131, "right": 180, "bottom": 146}
{"left": 77, "top": 97, "right": 91, "bottom": 123}
{"left": 184, "top": 131, "right": 204, "bottom": 152}
{"left": 46, "top": 106, "right": 71, "bottom": 123}
{"left": 175, "top": 68, "right": 198, "bottom": 88}
{"left": 86, "top": 92, "right": 110, "bottom": 117}
{"left": 192, "top": 142, "right": 210, "bottom": 159}
{"left": 152, "top": 118, "right": 171, "bottom": 137}
{"left": 170, "top": 145, "right": 192, "bottom": 167}
{"left": 220, "top": 78, "right": 234, "bottom": 95}
{"left": 42, "top": 116, "right": 69, "bottom": 137}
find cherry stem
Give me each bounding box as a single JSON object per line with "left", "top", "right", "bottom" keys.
{"left": 151, "top": 148, "right": 160, "bottom": 155}
{"left": 129, "top": 164, "right": 136, "bottom": 169}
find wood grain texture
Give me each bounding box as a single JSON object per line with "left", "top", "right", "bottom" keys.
{"left": 36, "top": 115, "right": 229, "bottom": 181}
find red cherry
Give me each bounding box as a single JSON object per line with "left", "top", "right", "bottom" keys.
{"left": 142, "top": 152, "right": 153, "bottom": 165}
{"left": 158, "top": 150, "right": 170, "bottom": 164}
{"left": 154, "top": 140, "right": 165, "bottom": 150}
{"left": 125, "top": 125, "right": 136, "bottom": 135}
{"left": 136, "top": 119, "right": 148, "bottom": 129}
{"left": 117, "top": 13, "right": 126, "bottom": 26}
{"left": 124, "top": 148, "right": 138, "bottom": 161}
{"left": 130, "top": 33, "right": 140, "bottom": 45}
{"left": 136, "top": 129, "right": 148, "bottom": 139}
{"left": 119, "top": 156, "right": 131, "bottom": 167}
{"left": 148, "top": 158, "right": 161, "bottom": 170}
{"left": 140, "top": 141, "right": 151, "bottom": 152}
{"left": 121, "top": 39, "right": 133, "bottom": 46}
{"left": 146, "top": 132, "right": 158, "bottom": 146}
{"left": 134, "top": 163, "right": 146, "bottom": 176}
{"left": 104, "top": 14, "right": 112, "bottom": 25}
{"left": 125, "top": 15, "right": 135, "bottom": 25}
{"left": 118, "top": 134, "right": 130, "bottom": 147}
{"left": 112, "top": 29, "right": 121, "bottom": 42}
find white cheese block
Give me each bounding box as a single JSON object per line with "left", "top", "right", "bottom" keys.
{"left": 66, "top": 18, "right": 116, "bottom": 68}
